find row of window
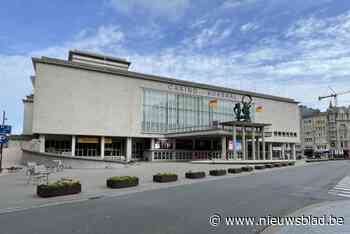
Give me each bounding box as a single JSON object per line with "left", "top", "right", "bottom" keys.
{"left": 142, "top": 88, "right": 255, "bottom": 133}
{"left": 273, "top": 131, "right": 298, "bottom": 137}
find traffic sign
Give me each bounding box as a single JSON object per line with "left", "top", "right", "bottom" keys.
{"left": 0, "top": 125, "right": 11, "bottom": 134}
{"left": 0, "top": 135, "right": 8, "bottom": 144}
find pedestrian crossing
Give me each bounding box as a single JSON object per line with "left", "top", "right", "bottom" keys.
{"left": 329, "top": 176, "right": 350, "bottom": 198}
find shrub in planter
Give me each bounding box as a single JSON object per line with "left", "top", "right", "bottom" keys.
{"left": 153, "top": 173, "right": 178, "bottom": 183}
{"left": 288, "top": 162, "right": 295, "bottom": 166}
{"left": 254, "top": 165, "right": 266, "bottom": 170}
{"left": 241, "top": 166, "right": 254, "bottom": 172}
{"left": 273, "top": 163, "right": 282, "bottom": 167}
{"left": 281, "top": 162, "right": 289, "bottom": 167}
{"left": 37, "top": 178, "right": 81, "bottom": 198}
{"left": 106, "top": 176, "right": 139, "bottom": 189}
{"left": 265, "top": 164, "right": 274, "bottom": 168}
{"left": 209, "top": 169, "right": 227, "bottom": 176}
{"left": 228, "top": 168, "right": 242, "bottom": 174}
{"left": 185, "top": 171, "right": 206, "bottom": 179}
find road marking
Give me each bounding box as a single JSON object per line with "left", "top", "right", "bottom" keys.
{"left": 328, "top": 176, "right": 350, "bottom": 198}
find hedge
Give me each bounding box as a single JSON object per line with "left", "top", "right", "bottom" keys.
{"left": 254, "top": 165, "right": 266, "bottom": 170}
{"left": 209, "top": 169, "right": 227, "bottom": 176}
{"left": 107, "top": 176, "right": 139, "bottom": 189}
{"left": 37, "top": 178, "right": 81, "bottom": 198}
{"left": 241, "top": 166, "right": 254, "bottom": 172}
{"left": 228, "top": 168, "right": 243, "bottom": 174}
{"left": 153, "top": 173, "right": 178, "bottom": 183}
{"left": 185, "top": 171, "right": 206, "bottom": 179}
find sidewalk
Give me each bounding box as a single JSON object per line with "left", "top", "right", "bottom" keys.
{"left": 264, "top": 200, "right": 350, "bottom": 234}
{"left": 0, "top": 161, "right": 305, "bottom": 214}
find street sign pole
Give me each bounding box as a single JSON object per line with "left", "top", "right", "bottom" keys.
{"left": 0, "top": 111, "right": 6, "bottom": 173}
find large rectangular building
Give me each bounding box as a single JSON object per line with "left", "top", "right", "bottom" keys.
{"left": 23, "top": 50, "right": 300, "bottom": 162}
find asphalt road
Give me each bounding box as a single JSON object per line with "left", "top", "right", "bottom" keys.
{"left": 0, "top": 161, "right": 349, "bottom": 234}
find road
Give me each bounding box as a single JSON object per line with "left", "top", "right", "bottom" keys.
{"left": 0, "top": 161, "right": 349, "bottom": 234}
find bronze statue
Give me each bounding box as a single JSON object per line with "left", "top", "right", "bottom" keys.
{"left": 234, "top": 95, "right": 253, "bottom": 122}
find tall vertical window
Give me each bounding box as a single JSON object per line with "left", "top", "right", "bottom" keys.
{"left": 142, "top": 88, "right": 255, "bottom": 133}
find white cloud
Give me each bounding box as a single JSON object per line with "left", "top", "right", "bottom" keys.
{"left": 221, "top": 0, "right": 257, "bottom": 9}
{"left": 108, "top": 0, "right": 189, "bottom": 20}
{"left": 183, "top": 19, "right": 233, "bottom": 49}
{"left": 6, "top": 9, "right": 350, "bottom": 133}
{"left": 240, "top": 23, "right": 259, "bottom": 32}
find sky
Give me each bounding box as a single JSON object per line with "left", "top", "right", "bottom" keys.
{"left": 2, "top": 0, "right": 350, "bottom": 133}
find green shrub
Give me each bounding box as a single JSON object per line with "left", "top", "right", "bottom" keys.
{"left": 185, "top": 171, "right": 206, "bottom": 179}
{"left": 254, "top": 165, "right": 266, "bottom": 170}
{"left": 209, "top": 169, "right": 227, "bottom": 176}
{"left": 37, "top": 178, "right": 81, "bottom": 198}
{"left": 241, "top": 166, "right": 254, "bottom": 172}
{"left": 108, "top": 176, "right": 138, "bottom": 182}
{"left": 153, "top": 173, "right": 178, "bottom": 183}
{"left": 228, "top": 168, "right": 242, "bottom": 174}
{"left": 107, "top": 176, "right": 139, "bottom": 188}
{"left": 46, "top": 178, "right": 80, "bottom": 190}
{"left": 156, "top": 173, "right": 178, "bottom": 177}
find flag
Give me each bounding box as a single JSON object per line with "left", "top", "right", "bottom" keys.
{"left": 256, "top": 106, "right": 263, "bottom": 112}
{"left": 209, "top": 99, "right": 218, "bottom": 108}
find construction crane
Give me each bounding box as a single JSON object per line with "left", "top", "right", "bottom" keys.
{"left": 318, "top": 87, "right": 350, "bottom": 107}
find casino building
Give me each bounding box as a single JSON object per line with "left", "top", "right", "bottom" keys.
{"left": 22, "top": 50, "right": 300, "bottom": 162}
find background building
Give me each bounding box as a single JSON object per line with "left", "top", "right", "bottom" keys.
{"left": 300, "top": 105, "right": 350, "bottom": 158}
{"left": 22, "top": 50, "right": 300, "bottom": 162}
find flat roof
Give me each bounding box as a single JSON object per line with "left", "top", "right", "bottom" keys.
{"left": 32, "top": 55, "right": 299, "bottom": 104}
{"left": 68, "top": 50, "right": 131, "bottom": 65}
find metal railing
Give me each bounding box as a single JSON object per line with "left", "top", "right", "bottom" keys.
{"left": 147, "top": 150, "right": 222, "bottom": 161}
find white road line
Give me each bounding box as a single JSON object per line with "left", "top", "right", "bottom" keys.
{"left": 334, "top": 193, "right": 350, "bottom": 198}
{"left": 328, "top": 176, "right": 350, "bottom": 198}
{"left": 330, "top": 189, "right": 350, "bottom": 195}
{"left": 334, "top": 187, "right": 350, "bottom": 191}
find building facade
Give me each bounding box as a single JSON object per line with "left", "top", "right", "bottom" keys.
{"left": 328, "top": 106, "right": 350, "bottom": 152}
{"left": 23, "top": 50, "right": 300, "bottom": 162}
{"left": 300, "top": 105, "right": 350, "bottom": 157}
{"left": 301, "top": 112, "right": 328, "bottom": 155}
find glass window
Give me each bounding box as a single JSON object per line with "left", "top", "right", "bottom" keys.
{"left": 142, "top": 88, "right": 248, "bottom": 133}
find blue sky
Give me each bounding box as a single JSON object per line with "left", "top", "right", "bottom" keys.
{"left": 2, "top": 0, "right": 350, "bottom": 133}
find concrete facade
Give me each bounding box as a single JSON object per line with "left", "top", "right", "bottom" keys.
{"left": 22, "top": 50, "right": 300, "bottom": 162}
{"left": 31, "top": 60, "right": 300, "bottom": 140}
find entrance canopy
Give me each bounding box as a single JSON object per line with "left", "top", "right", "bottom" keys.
{"left": 164, "top": 121, "right": 271, "bottom": 139}
{"left": 220, "top": 121, "right": 271, "bottom": 128}
{"left": 165, "top": 128, "right": 231, "bottom": 138}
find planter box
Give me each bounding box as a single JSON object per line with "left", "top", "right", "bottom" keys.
{"left": 281, "top": 162, "right": 289, "bottom": 167}
{"left": 228, "top": 168, "right": 242, "bottom": 174}
{"left": 273, "top": 163, "right": 282, "bottom": 167}
{"left": 306, "top": 159, "right": 326, "bottom": 163}
{"left": 106, "top": 177, "right": 139, "bottom": 189}
{"left": 37, "top": 183, "right": 81, "bottom": 198}
{"left": 254, "top": 165, "right": 266, "bottom": 170}
{"left": 185, "top": 171, "right": 206, "bottom": 179}
{"left": 265, "top": 164, "right": 274, "bottom": 168}
{"left": 241, "top": 166, "right": 254, "bottom": 172}
{"left": 288, "top": 162, "right": 295, "bottom": 166}
{"left": 153, "top": 174, "right": 178, "bottom": 183}
{"left": 209, "top": 169, "right": 227, "bottom": 176}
